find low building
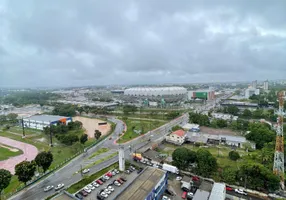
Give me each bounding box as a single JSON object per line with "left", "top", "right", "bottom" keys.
{"left": 245, "top": 88, "right": 260, "bottom": 98}
{"left": 182, "top": 123, "right": 200, "bottom": 132}
{"left": 23, "top": 115, "right": 72, "bottom": 130}
{"left": 208, "top": 182, "right": 226, "bottom": 200}
{"left": 165, "top": 130, "right": 186, "bottom": 145}
{"left": 192, "top": 189, "right": 210, "bottom": 200}
{"left": 115, "top": 167, "right": 168, "bottom": 200}
{"left": 211, "top": 113, "right": 238, "bottom": 121}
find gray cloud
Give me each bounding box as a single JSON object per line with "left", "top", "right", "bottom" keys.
{"left": 0, "top": 0, "right": 286, "bottom": 87}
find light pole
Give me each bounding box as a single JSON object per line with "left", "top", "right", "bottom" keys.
{"left": 21, "top": 118, "right": 25, "bottom": 138}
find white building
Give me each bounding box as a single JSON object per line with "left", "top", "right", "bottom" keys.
{"left": 182, "top": 123, "right": 200, "bottom": 132}
{"left": 165, "top": 130, "right": 186, "bottom": 145}
{"left": 245, "top": 88, "right": 260, "bottom": 98}
{"left": 22, "top": 115, "right": 72, "bottom": 130}
{"left": 212, "top": 113, "right": 238, "bottom": 121}
{"left": 209, "top": 183, "right": 226, "bottom": 200}
{"left": 252, "top": 80, "right": 257, "bottom": 89}
{"left": 263, "top": 80, "right": 269, "bottom": 91}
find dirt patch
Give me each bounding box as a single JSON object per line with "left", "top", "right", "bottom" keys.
{"left": 0, "top": 144, "right": 19, "bottom": 152}
{"left": 73, "top": 116, "right": 111, "bottom": 138}
{"left": 200, "top": 126, "right": 239, "bottom": 136}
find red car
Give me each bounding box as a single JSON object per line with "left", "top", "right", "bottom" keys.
{"left": 80, "top": 190, "right": 88, "bottom": 196}
{"left": 181, "top": 191, "right": 187, "bottom": 199}
{"left": 106, "top": 172, "right": 113, "bottom": 177}
{"left": 192, "top": 176, "right": 200, "bottom": 181}
{"left": 96, "top": 179, "right": 103, "bottom": 185}
{"left": 117, "top": 178, "right": 123, "bottom": 184}
{"left": 226, "top": 186, "right": 233, "bottom": 191}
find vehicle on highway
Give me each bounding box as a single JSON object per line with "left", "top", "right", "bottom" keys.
{"left": 87, "top": 184, "right": 95, "bottom": 190}
{"left": 113, "top": 180, "right": 121, "bottom": 186}
{"left": 80, "top": 190, "right": 88, "bottom": 197}
{"left": 84, "top": 187, "right": 92, "bottom": 193}
{"left": 82, "top": 168, "right": 90, "bottom": 174}
{"left": 176, "top": 176, "right": 182, "bottom": 181}
{"left": 235, "top": 189, "right": 247, "bottom": 195}
{"left": 96, "top": 179, "right": 104, "bottom": 185}
{"left": 44, "top": 185, "right": 54, "bottom": 192}
{"left": 107, "top": 185, "right": 114, "bottom": 192}
{"left": 75, "top": 193, "right": 83, "bottom": 199}
{"left": 55, "top": 183, "right": 64, "bottom": 191}
{"left": 226, "top": 186, "right": 233, "bottom": 191}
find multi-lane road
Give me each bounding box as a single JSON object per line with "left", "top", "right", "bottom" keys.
{"left": 10, "top": 114, "right": 188, "bottom": 200}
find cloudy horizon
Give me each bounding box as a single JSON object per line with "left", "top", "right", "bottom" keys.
{"left": 0, "top": 0, "right": 286, "bottom": 87}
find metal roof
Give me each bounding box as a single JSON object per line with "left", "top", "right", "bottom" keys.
{"left": 193, "top": 189, "right": 210, "bottom": 200}
{"left": 116, "top": 167, "right": 166, "bottom": 200}
{"left": 208, "top": 183, "right": 225, "bottom": 200}
{"left": 24, "top": 115, "right": 69, "bottom": 122}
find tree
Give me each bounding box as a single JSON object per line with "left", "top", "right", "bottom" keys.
{"left": 242, "top": 109, "right": 252, "bottom": 117}
{"left": 227, "top": 105, "right": 239, "bottom": 115}
{"left": 123, "top": 105, "right": 137, "bottom": 115}
{"left": 189, "top": 112, "right": 210, "bottom": 126}
{"left": 0, "top": 169, "right": 12, "bottom": 195}
{"left": 94, "top": 130, "right": 102, "bottom": 140}
{"left": 172, "top": 147, "right": 197, "bottom": 170}
{"left": 216, "top": 119, "right": 228, "bottom": 128}
{"left": 229, "top": 151, "right": 240, "bottom": 161}
{"left": 80, "top": 134, "right": 88, "bottom": 144}
{"left": 171, "top": 125, "right": 183, "bottom": 132}
{"left": 35, "top": 151, "right": 53, "bottom": 173}
{"left": 196, "top": 149, "right": 217, "bottom": 177}
{"left": 6, "top": 113, "right": 18, "bottom": 123}
{"left": 166, "top": 111, "right": 180, "bottom": 120}
{"left": 221, "top": 167, "right": 237, "bottom": 185}
{"left": 15, "top": 161, "right": 36, "bottom": 185}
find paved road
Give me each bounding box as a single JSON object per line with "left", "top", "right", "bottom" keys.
{"left": 10, "top": 114, "right": 189, "bottom": 200}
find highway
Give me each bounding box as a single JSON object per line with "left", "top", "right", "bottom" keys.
{"left": 9, "top": 114, "right": 189, "bottom": 200}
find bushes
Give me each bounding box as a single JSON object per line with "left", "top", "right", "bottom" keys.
{"left": 228, "top": 151, "right": 240, "bottom": 161}
{"left": 55, "top": 134, "right": 79, "bottom": 145}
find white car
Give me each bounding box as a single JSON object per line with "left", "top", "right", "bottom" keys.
{"left": 176, "top": 176, "right": 182, "bottom": 181}
{"left": 103, "top": 175, "right": 110, "bottom": 180}
{"left": 55, "top": 183, "right": 64, "bottom": 191}
{"left": 82, "top": 168, "right": 90, "bottom": 174}
{"left": 101, "top": 192, "right": 108, "bottom": 198}
{"left": 104, "top": 188, "right": 111, "bottom": 194}
{"left": 114, "top": 181, "right": 121, "bottom": 186}
{"left": 162, "top": 196, "right": 171, "bottom": 200}
{"left": 107, "top": 186, "right": 114, "bottom": 192}
{"left": 235, "top": 189, "right": 247, "bottom": 195}
{"left": 114, "top": 169, "right": 120, "bottom": 174}
{"left": 92, "top": 181, "right": 100, "bottom": 187}
{"left": 87, "top": 184, "right": 95, "bottom": 190}
{"left": 84, "top": 187, "right": 92, "bottom": 193}
{"left": 44, "top": 185, "right": 54, "bottom": 192}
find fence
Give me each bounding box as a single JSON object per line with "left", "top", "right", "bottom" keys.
{"left": 2, "top": 119, "right": 116, "bottom": 200}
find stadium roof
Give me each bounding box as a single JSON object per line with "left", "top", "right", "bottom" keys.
{"left": 116, "top": 167, "right": 166, "bottom": 200}
{"left": 24, "top": 115, "right": 69, "bottom": 122}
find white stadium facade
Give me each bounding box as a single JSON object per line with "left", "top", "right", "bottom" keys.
{"left": 124, "top": 87, "right": 187, "bottom": 102}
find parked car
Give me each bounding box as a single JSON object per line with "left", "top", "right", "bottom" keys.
{"left": 182, "top": 191, "right": 187, "bottom": 199}
{"left": 114, "top": 180, "right": 121, "bottom": 186}
{"left": 235, "top": 189, "right": 247, "bottom": 195}
{"left": 82, "top": 168, "right": 90, "bottom": 174}
{"left": 103, "top": 175, "right": 110, "bottom": 180}
{"left": 106, "top": 172, "right": 113, "bottom": 177}
{"left": 187, "top": 192, "right": 194, "bottom": 198}
{"left": 75, "top": 193, "right": 83, "bottom": 199}
{"left": 176, "top": 176, "right": 182, "bottom": 181}
{"left": 162, "top": 196, "right": 171, "bottom": 200}
{"left": 92, "top": 181, "right": 100, "bottom": 187}
{"left": 107, "top": 186, "right": 114, "bottom": 192}
{"left": 111, "top": 171, "right": 116, "bottom": 176}
{"left": 226, "top": 186, "right": 233, "bottom": 191}
{"left": 87, "top": 184, "right": 95, "bottom": 190}
{"left": 100, "top": 192, "right": 108, "bottom": 198}
{"left": 104, "top": 188, "right": 111, "bottom": 194}
{"left": 97, "top": 195, "right": 104, "bottom": 200}
{"left": 99, "top": 177, "right": 106, "bottom": 182}
{"left": 114, "top": 169, "right": 120, "bottom": 174}
{"left": 80, "top": 190, "right": 88, "bottom": 197}
{"left": 96, "top": 179, "right": 104, "bottom": 185}
{"left": 44, "top": 185, "right": 54, "bottom": 192}
{"left": 117, "top": 178, "right": 124, "bottom": 184}
{"left": 192, "top": 176, "right": 200, "bottom": 182}
{"left": 55, "top": 183, "right": 64, "bottom": 191}
{"left": 125, "top": 170, "right": 130, "bottom": 174}
{"left": 120, "top": 177, "right": 127, "bottom": 182}
{"left": 84, "top": 187, "right": 92, "bottom": 194}
{"left": 137, "top": 168, "right": 143, "bottom": 174}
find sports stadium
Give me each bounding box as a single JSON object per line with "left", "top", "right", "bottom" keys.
{"left": 124, "top": 87, "right": 187, "bottom": 102}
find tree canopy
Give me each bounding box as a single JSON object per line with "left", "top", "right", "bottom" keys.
{"left": 0, "top": 169, "right": 12, "bottom": 194}
{"left": 80, "top": 134, "right": 88, "bottom": 144}
{"left": 172, "top": 147, "right": 197, "bottom": 170}
{"left": 195, "top": 149, "right": 217, "bottom": 177}
{"left": 15, "top": 161, "right": 36, "bottom": 185}
{"left": 189, "top": 112, "right": 210, "bottom": 126}
{"left": 228, "top": 151, "right": 240, "bottom": 161}
{"left": 35, "top": 151, "right": 53, "bottom": 172}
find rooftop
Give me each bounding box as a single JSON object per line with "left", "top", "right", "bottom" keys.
{"left": 193, "top": 189, "right": 210, "bottom": 200}
{"left": 116, "top": 167, "right": 166, "bottom": 200}
{"left": 209, "top": 182, "right": 225, "bottom": 200}
{"left": 171, "top": 130, "right": 185, "bottom": 137}
{"left": 24, "top": 115, "right": 69, "bottom": 122}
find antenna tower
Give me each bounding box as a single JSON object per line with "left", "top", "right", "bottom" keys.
{"left": 273, "top": 91, "right": 285, "bottom": 190}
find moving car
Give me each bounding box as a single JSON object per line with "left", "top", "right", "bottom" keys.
{"left": 55, "top": 183, "right": 64, "bottom": 191}
{"left": 235, "top": 189, "right": 247, "bottom": 195}
{"left": 44, "top": 185, "right": 54, "bottom": 192}
{"left": 82, "top": 168, "right": 90, "bottom": 174}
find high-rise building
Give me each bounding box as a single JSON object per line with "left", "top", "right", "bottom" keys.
{"left": 252, "top": 80, "right": 257, "bottom": 89}
{"left": 263, "top": 80, "right": 269, "bottom": 91}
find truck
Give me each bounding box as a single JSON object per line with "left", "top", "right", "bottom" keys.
{"left": 162, "top": 163, "right": 179, "bottom": 174}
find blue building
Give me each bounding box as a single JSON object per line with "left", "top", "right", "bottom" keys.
{"left": 116, "top": 167, "right": 168, "bottom": 200}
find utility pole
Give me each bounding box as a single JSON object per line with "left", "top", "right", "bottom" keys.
{"left": 49, "top": 122, "right": 53, "bottom": 147}
{"left": 21, "top": 118, "right": 25, "bottom": 138}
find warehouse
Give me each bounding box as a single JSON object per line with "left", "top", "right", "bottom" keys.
{"left": 115, "top": 167, "right": 168, "bottom": 200}
{"left": 208, "top": 183, "right": 226, "bottom": 200}
{"left": 23, "top": 115, "right": 72, "bottom": 130}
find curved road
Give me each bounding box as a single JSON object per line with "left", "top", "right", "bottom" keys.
{"left": 9, "top": 114, "right": 189, "bottom": 200}
{"left": 0, "top": 136, "right": 38, "bottom": 174}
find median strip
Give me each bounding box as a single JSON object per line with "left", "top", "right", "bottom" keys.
{"left": 84, "top": 152, "right": 118, "bottom": 170}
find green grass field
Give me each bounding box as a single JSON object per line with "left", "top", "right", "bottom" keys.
{"left": 87, "top": 148, "right": 110, "bottom": 160}
{"left": 0, "top": 146, "right": 23, "bottom": 161}
{"left": 118, "top": 119, "right": 166, "bottom": 143}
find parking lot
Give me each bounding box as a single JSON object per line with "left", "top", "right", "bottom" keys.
{"left": 74, "top": 167, "right": 139, "bottom": 200}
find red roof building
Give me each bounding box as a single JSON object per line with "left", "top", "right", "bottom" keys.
{"left": 171, "top": 130, "right": 186, "bottom": 137}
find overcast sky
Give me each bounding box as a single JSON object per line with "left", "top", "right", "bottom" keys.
{"left": 0, "top": 0, "right": 285, "bottom": 87}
